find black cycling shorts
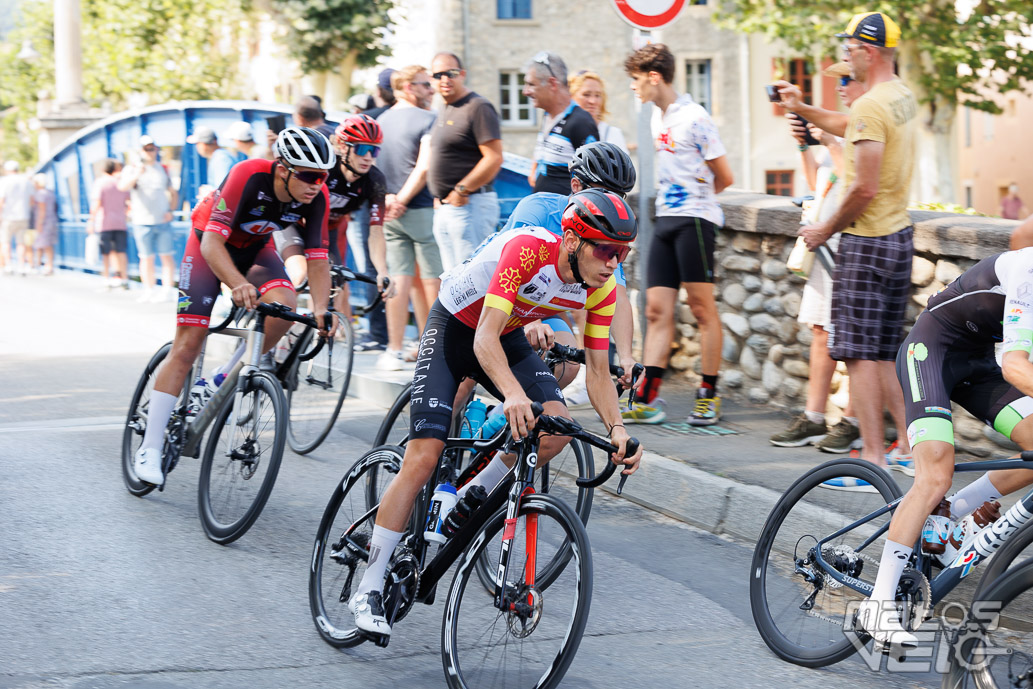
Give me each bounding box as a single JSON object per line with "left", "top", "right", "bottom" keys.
{"left": 646, "top": 215, "right": 718, "bottom": 287}
{"left": 409, "top": 301, "right": 564, "bottom": 442}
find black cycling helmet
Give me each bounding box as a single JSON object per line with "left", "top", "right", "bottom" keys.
{"left": 561, "top": 188, "right": 637, "bottom": 243}
{"left": 568, "top": 141, "right": 636, "bottom": 195}
{"left": 274, "top": 126, "right": 335, "bottom": 170}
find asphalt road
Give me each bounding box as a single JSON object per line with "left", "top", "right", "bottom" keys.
{"left": 0, "top": 272, "right": 942, "bottom": 688}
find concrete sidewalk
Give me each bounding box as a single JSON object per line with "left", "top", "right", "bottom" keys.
{"left": 346, "top": 351, "right": 1010, "bottom": 548}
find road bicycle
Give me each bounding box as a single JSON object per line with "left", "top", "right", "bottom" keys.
{"left": 372, "top": 342, "right": 642, "bottom": 529}
{"left": 121, "top": 301, "right": 326, "bottom": 544}
{"left": 750, "top": 450, "right": 1033, "bottom": 671}
{"left": 309, "top": 402, "right": 638, "bottom": 689}
{"left": 279, "top": 265, "right": 384, "bottom": 455}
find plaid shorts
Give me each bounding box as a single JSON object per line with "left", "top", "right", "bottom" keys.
{"left": 828, "top": 226, "right": 914, "bottom": 361}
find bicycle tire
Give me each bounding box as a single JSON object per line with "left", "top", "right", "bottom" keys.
{"left": 942, "top": 555, "right": 1033, "bottom": 689}
{"left": 286, "top": 320, "right": 355, "bottom": 455}
{"left": 121, "top": 342, "right": 172, "bottom": 497}
{"left": 198, "top": 371, "right": 287, "bottom": 544}
{"left": 473, "top": 438, "right": 595, "bottom": 594}
{"left": 309, "top": 445, "right": 408, "bottom": 649}
{"left": 969, "top": 517, "right": 1033, "bottom": 602}
{"left": 373, "top": 382, "right": 413, "bottom": 448}
{"left": 441, "top": 493, "right": 593, "bottom": 689}
{"left": 750, "top": 458, "right": 903, "bottom": 667}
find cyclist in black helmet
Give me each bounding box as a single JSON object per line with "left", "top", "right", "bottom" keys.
{"left": 501, "top": 141, "right": 638, "bottom": 402}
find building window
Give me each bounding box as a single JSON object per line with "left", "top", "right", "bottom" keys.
{"left": 788, "top": 59, "right": 813, "bottom": 103}
{"left": 497, "top": 0, "right": 531, "bottom": 19}
{"left": 766, "top": 170, "right": 794, "bottom": 197}
{"left": 499, "top": 71, "right": 535, "bottom": 126}
{"left": 965, "top": 184, "right": 973, "bottom": 209}
{"left": 685, "top": 59, "right": 712, "bottom": 112}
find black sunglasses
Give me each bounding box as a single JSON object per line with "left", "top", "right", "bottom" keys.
{"left": 285, "top": 164, "right": 329, "bottom": 185}
{"left": 432, "top": 68, "right": 462, "bottom": 80}
{"left": 581, "top": 237, "right": 631, "bottom": 263}
{"left": 534, "top": 51, "right": 556, "bottom": 79}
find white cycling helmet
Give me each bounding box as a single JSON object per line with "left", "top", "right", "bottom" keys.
{"left": 274, "top": 126, "right": 335, "bottom": 170}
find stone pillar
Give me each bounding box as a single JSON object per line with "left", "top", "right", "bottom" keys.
{"left": 53, "top": 0, "right": 86, "bottom": 110}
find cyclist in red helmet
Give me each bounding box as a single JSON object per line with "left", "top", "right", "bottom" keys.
{"left": 273, "top": 113, "right": 395, "bottom": 316}
{"left": 347, "top": 188, "right": 644, "bottom": 637}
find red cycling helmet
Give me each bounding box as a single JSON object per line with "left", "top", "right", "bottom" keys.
{"left": 335, "top": 113, "right": 383, "bottom": 145}
{"left": 560, "top": 188, "right": 637, "bottom": 243}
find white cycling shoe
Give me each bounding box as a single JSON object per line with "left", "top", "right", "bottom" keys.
{"left": 855, "top": 599, "right": 919, "bottom": 650}
{"left": 133, "top": 447, "right": 165, "bottom": 486}
{"left": 349, "top": 590, "right": 391, "bottom": 637}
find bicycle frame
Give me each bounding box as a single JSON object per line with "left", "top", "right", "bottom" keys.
{"left": 809, "top": 455, "right": 1033, "bottom": 606}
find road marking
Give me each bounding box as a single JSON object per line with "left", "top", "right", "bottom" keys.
{"left": 0, "top": 416, "right": 124, "bottom": 434}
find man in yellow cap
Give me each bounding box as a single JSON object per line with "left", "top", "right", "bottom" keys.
{"left": 773, "top": 13, "right": 920, "bottom": 649}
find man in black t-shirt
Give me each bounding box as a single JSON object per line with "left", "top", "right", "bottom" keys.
{"left": 523, "top": 51, "right": 599, "bottom": 194}
{"left": 426, "top": 52, "right": 504, "bottom": 270}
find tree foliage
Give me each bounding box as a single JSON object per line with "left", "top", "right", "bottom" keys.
{"left": 272, "top": 0, "right": 395, "bottom": 74}
{"left": 0, "top": 0, "right": 251, "bottom": 164}
{"left": 714, "top": 0, "right": 1033, "bottom": 115}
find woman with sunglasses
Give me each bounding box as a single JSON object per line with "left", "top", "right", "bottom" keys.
{"left": 348, "top": 188, "right": 643, "bottom": 637}
{"left": 131, "top": 126, "right": 339, "bottom": 486}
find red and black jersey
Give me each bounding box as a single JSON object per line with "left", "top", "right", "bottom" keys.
{"left": 325, "top": 157, "right": 386, "bottom": 227}
{"left": 191, "top": 158, "right": 330, "bottom": 260}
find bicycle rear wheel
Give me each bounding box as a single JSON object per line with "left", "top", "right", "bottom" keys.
{"left": 198, "top": 372, "right": 286, "bottom": 544}
{"left": 441, "top": 493, "right": 592, "bottom": 689}
{"left": 309, "top": 445, "right": 407, "bottom": 648}
{"left": 121, "top": 342, "right": 172, "bottom": 497}
{"left": 373, "top": 382, "right": 413, "bottom": 447}
{"left": 750, "top": 458, "right": 902, "bottom": 667}
{"left": 942, "top": 556, "right": 1033, "bottom": 689}
{"left": 286, "top": 321, "right": 354, "bottom": 455}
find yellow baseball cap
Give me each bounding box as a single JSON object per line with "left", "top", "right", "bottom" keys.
{"left": 836, "top": 12, "right": 901, "bottom": 48}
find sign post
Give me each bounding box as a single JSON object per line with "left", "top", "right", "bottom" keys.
{"left": 610, "top": 1, "right": 686, "bottom": 342}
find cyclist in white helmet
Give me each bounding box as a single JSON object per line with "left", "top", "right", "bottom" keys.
{"left": 132, "top": 126, "right": 339, "bottom": 487}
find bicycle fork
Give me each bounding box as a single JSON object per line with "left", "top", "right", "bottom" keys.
{"left": 493, "top": 442, "right": 539, "bottom": 611}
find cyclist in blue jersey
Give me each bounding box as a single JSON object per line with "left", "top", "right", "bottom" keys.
{"left": 503, "top": 141, "right": 637, "bottom": 393}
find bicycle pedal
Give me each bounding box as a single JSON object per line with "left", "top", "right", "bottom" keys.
{"left": 359, "top": 629, "right": 391, "bottom": 648}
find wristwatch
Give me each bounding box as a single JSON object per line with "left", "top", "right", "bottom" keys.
{"left": 455, "top": 184, "right": 470, "bottom": 196}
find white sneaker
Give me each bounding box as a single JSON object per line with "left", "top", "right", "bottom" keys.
{"left": 133, "top": 447, "right": 165, "bottom": 486}
{"left": 376, "top": 350, "right": 404, "bottom": 371}
{"left": 150, "top": 287, "right": 174, "bottom": 303}
{"left": 135, "top": 288, "right": 153, "bottom": 303}
{"left": 855, "top": 599, "right": 919, "bottom": 650}
{"left": 348, "top": 591, "right": 391, "bottom": 636}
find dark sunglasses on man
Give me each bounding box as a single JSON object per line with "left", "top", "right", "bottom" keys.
{"left": 349, "top": 143, "right": 381, "bottom": 158}
{"left": 284, "top": 165, "right": 329, "bottom": 185}
{"left": 581, "top": 237, "right": 631, "bottom": 263}
{"left": 432, "top": 68, "right": 462, "bottom": 81}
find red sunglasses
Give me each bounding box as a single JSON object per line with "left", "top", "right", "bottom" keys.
{"left": 582, "top": 237, "right": 630, "bottom": 263}
{"left": 285, "top": 165, "right": 329, "bottom": 185}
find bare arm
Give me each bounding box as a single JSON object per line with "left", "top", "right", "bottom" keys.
{"left": 611, "top": 284, "right": 635, "bottom": 386}
{"left": 800, "top": 139, "right": 882, "bottom": 250}
{"left": 1003, "top": 350, "right": 1033, "bottom": 398}
{"left": 388, "top": 135, "right": 432, "bottom": 220}
{"left": 585, "top": 346, "right": 642, "bottom": 474}
{"left": 304, "top": 257, "right": 337, "bottom": 334}
{"left": 706, "top": 155, "right": 734, "bottom": 194}
{"left": 772, "top": 80, "right": 849, "bottom": 138}
{"left": 443, "top": 139, "right": 505, "bottom": 207}
{"left": 474, "top": 305, "right": 535, "bottom": 439}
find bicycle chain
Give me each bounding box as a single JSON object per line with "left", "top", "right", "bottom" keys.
{"left": 814, "top": 546, "right": 932, "bottom": 628}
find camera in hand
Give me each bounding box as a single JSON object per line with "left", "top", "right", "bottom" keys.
{"left": 790, "top": 113, "right": 821, "bottom": 147}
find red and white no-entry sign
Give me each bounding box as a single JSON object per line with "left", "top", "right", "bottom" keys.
{"left": 610, "top": 0, "right": 686, "bottom": 30}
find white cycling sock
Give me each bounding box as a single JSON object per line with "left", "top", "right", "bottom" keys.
{"left": 457, "top": 454, "right": 511, "bottom": 501}
{"left": 141, "top": 391, "right": 178, "bottom": 452}
{"left": 355, "top": 525, "right": 405, "bottom": 597}
{"left": 805, "top": 410, "right": 825, "bottom": 425}
{"left": 214, "top": 339, "right": 247, "bottom": 378}
{"left": 870, "top": 539, "right": 913, "bottom": 602}
{"left": 948, "top": 474, "right": 1002, "bottom": 519}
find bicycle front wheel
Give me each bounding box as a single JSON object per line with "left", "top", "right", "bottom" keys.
{"left": 286, "top": 321, "right": 354, "bottom": 455}
{"left": 442, "top": 493, "right": 593, "bottom": 689}
{"left": 309, "top": 445, "right": 407, "bottom": 648}
{"left": 198, "top": 372, "right": 287, "bottom": 544}
{"left": 121, "top": 342, "right": 171, "bottom": 497}
{"left": 750, "top": 458, "right": 902, "bottom": 667}
{"left": 942, "top": 556, "right": 1033, "bottom": 689}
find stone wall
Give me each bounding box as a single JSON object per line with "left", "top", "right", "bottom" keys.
{"left": 628, "top": 190, "right": 1020, "bottom": 451}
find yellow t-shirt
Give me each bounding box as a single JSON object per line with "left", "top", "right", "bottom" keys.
{"left": 843, "top": 78, "right": 917, "bottom": 237}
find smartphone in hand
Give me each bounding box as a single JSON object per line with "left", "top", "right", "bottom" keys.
{"left": 790, "top": 113, "right": 822, "bottom": 147}
{"left": 765, "top": 85, "right": 781, "bottom": 103}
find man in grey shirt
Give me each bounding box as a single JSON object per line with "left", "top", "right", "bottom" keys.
{"left": 119, "top": 135, "right": 179, "bottom": 302}
{"left": 376, "top": 64, "right": 443, "bottom": 370}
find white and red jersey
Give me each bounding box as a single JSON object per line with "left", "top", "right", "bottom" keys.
{"left": 439, "top": 226, "right": 617, "bottom": 350}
